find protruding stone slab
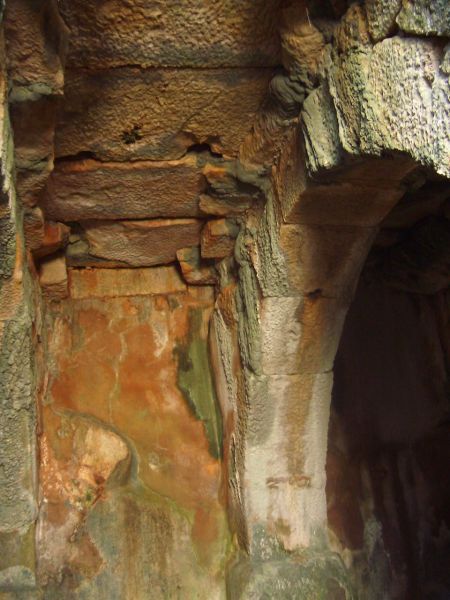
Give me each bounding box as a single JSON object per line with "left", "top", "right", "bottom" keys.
{"left": 54, "top": 68, "right": 273, "bottom": 161}
{"left": 39, "top": 255, "right": 68, "bottom": 300}
{"left": 199, "top": 194, "right": 251, "bottom": 217}
{"left": 78, "top": 219, "right": 203, "bottom": 267}
{"left": 201, "top": 219, "right": 238, "bottom": 259}
{"left": 176, "top": 246, "right": 217, "bottom": 285}
{"left": 34, "top": 221, "right": 70, "bottom": 259}
{"left": 59, "top": 0, "right": 280, "bottom": 69}
{"left": 42, "top": 156, "right": 205, "bottom": 221}
{"left": 69, "top": 266, "right": 186, "bottom": 299}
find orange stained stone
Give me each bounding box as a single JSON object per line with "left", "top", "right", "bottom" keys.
{"left": 45, "top": 288, "right": 222, "bottom": 516}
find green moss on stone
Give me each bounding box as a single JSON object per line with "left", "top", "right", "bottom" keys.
{"left": 175, "top": 308, "right": 223, "bottom": 459}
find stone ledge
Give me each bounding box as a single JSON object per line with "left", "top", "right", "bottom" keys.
{"left": 69, "top": 266, "right": 187, "bottom": 299}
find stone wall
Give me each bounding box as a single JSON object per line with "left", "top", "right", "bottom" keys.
{"left": 0, "top": 0, "right": 448, "bottom": 598}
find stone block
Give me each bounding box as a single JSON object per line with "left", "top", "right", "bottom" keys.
{"left": 4, "top": 0, "right": 68, "bottom": 99}
{"left": 279, "top": 223, "right": 376, "bottom": 298}
{"left": 33, "top": 221, "right": 70, "bottom": 259}
{"left": 201, "top": 219, "right": 239, "bottom": 259}
{"left": 361, "top": 38, "right": 450, "bottom": 179}
{"left": 396, "top": 0, "right": 450, "bottom": 36}
{"left": 260, "top": 295, "right": 350, "bottom": 375}
{"left": 365, "top": 0, "right": 402, "bottom": 41}
{"left": 23, "top": 206, "right": 44, "bottom": 251}
{"left": 39, "top": 255, "right": 68, "bottom": 300}
{"left": 10, "top": 96, "right": 58, "bottom": 205}
{"left": 199, "top": 194, "right": 251, "bottom": 217}
{"left": 78, "top": 219, "right": 202, "bottom": 267}
{"left": 58, "top": 0, "right": 280, "bottom": 68}
{"left": 244, "top": 371, "right": 333, "bottom": 549}
{"left": 42, "top": 155, "right": 204, "bottom": 221}
{"left": 176, "top": 246, "right": 217, "bottom": 285}
{"left": 54, "top": 68, "right": 273, "bottom": 161}
{"left": 69, "top": 266, "right": 186, "bottom": 299}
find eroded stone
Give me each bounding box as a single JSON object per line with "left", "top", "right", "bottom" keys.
{"left": 69, "top": 266, "right": 186, "bottom": 299}
{"left": 79, "top": 219, "right": 203, "bottom": 267}
{"left": 201, "top": 219, "right": 239, "bottom": 259}
{"left": 42, "top": 155, "right": 205, "bottom": 221}
{"left": 59, "top": 0, "right": 281, "bottom": 69}
{"left": 39, "top": 254, "right": 68, "bottom": 300}
{"left": 55, "top": 68, "right": 273, "bottom": 161}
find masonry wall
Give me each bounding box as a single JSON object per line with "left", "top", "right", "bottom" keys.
{"left": 0, "top": 0, "right": 449, "bottom": 598}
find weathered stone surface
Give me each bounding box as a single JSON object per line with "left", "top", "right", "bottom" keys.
{"left": 177, "top": 246, "right": 218, "bottom": 285}
{"left": 279, "top": 224, "right": 376, "bottom": 298}
{"left": 59, "top": 0, "right": 281, "bottom": 69}
{"left": 23, "top": 206, "right": 44, "bottom": 251}
{"left": 365, "top": 0, "right": 402, "bottom": 41}
{"left": 260, "top": 295, "right": 350, "bottom": 376}
{"left": 69, "top": 266, "right": 186, "bottom": 299}
{"left": 396, "top": 0, "right": 450, "bottom": 36}
{"left": 0, "top": 35, "right": 39, "bottom": 594}
{"left": 201, "top": 219, "right": 239, "bottom": 259}
{"left": 33, "top": 221, "right": 70, "bottom": 259}
{"left": 361, "top": 38, "right": 450, "bottom": 178}
{"left": 42, "top": 155, "right": 205, "bottom": 221}
{"left": 55, "top": 68, "right": 273, "bottom": 161}
{"left": 322, "top": 36, "right": 450, "bottom": 178}
{"left": 24, "top": 208, "right": 69, "bottom": 257}
{"left": 4, "top": 0, "right": 68, "bottom": 100}
{"left": 279, "top": 5, "right": 326, "bottom": 88}
{"left": 199, "top": 193, "right": 251, "bottom": 217}
{"left": 244, "top": 371, "right": 333, "bottom": 550}
{"left": 77, "top": 219, "right": 203, "bottom": 267}
{"left": 39, "top": 286, "right": 227, "bottom": 597}
{"left": 228, "top": 550, "right": 351, "bottom": 600}
{"left": 281, "top": 178, "right": 408, "bottom": 227}
{"left": 9, "top": 96, "right": 58, "bottom": 206}
{"left": 301, "top": 86, "right": 343, "bottom": 173}
{"left": 39, "top": 254, "right": 68, "bottom": 299}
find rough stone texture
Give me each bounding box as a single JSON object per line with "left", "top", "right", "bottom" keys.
{"left": 2, "top": 0, "right": 450, "bottom": 597}
{"left": 76, "top": 219, "right": 203, "bottom": 268}
{"left": 9, "top": 96, "right": 59, "bottom": 207}
{"left": 59, "top": 0, "right": 281, "bottom": 69}
{"left": 279, "top": 224, "right": 376, "bottom": 298}
{"left": 365, "top": 0, "right": 402, "bottom": 41}
{"left": 312, "top": 34, "right": 450, "bottom": 179}
{"left": 39, "top": 254, "right": 68, "bottom": 300}
{"left": 33, "top": 220, "right": 70, "bottom": 259}
{"left": 54, "top": 68, "right": 273, "bottom": 161}
{"left": 201, "top": 219, "right": 239, "bottom": 259}
{"left": 396, "top": 0, "right": 450, "bottom": 36}
{"left": 69, "top": 266, "right": 186, "bottom": 299}
{"left": 3, "top": 0, "right": 68, "bottom": 99}
{"left": 42, "top": 155, "right": 205, "bottom": 221}
{"left": 177, "top": 247, "right": 218, "bottom": 286}
{"left": 0, "top": 31, "right": 39, "bottom": 595}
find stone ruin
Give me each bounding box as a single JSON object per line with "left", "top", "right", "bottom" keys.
{"left": 0, "top": 0, "right": 449, "bottom": 598}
